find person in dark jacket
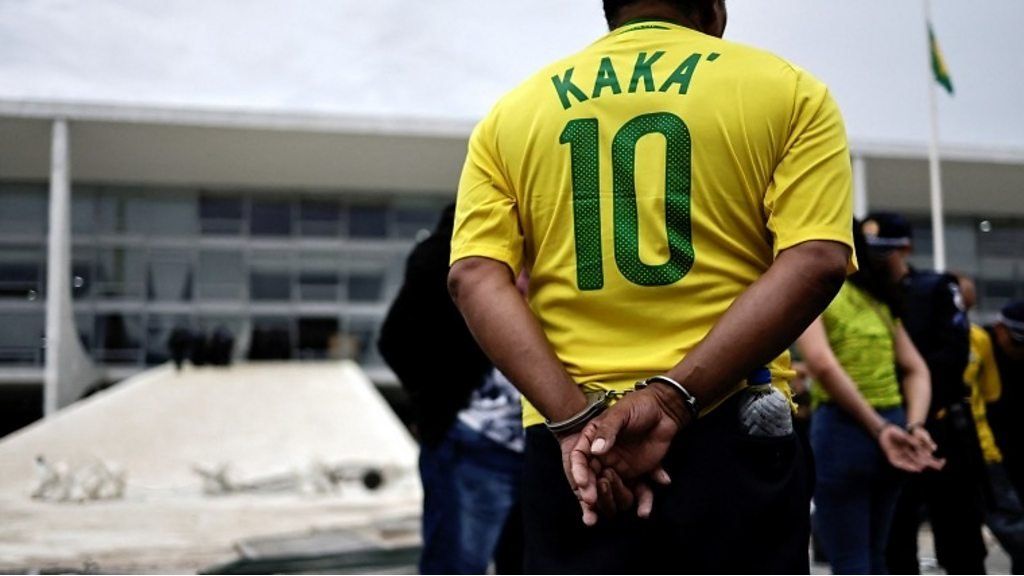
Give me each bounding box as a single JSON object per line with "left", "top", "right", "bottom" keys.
{"left": 378, "top": 202, "right": 523, "bottom": 574}
{"left": 865, "top": 213, "right": 989, "bottom": 574}
{"left": 987, "top": 301, "right": 1024, "bottom": 502}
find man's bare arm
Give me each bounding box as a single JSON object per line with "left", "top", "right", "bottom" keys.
{"left": 448, "top": 256, "right": 586, "bottom": 423}
{"left": 653, "top": 239, "right": 851, "bottom": 419}
{"left": 579, "top": 239, "right": 850, "bottom": 480}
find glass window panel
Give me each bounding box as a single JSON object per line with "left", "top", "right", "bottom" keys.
{"left": 96, "top": 247, "right": 147, "bottom": 298}
{"left": 94, "top": 313, "right": 143, "bottom": 365}
{"left": 72, "top": 186, "right": 97, "bottom": 235}
{"left": 75, "top": 312, "right": 94, "bottom": 353}
{"left": 126, "top": 192, "right": 198, "bottom": 236}
{"left": 0, "top": 184, "right": 48, "bottom": 235}
{"left": 248, "top": 316, "right": 293, "bottom": 360}
{"left": 349, "top": 205, "right": 388, "bottom": 238}
{"left": 148, "top": 249, "right": 193, "bottom": 302}
{"left": 394, "top": 203, "right": 444, "bottom": 239}
{"left": 250, "top": 200, "right": 292, "bottom": 237}
{"left": 96, "top": 190, "right": 127, "bottom": 234}
{"left": 298, "top": 255, "right": 339, "bottom": 301}
{"left": 198, "top": 250, "right": 245, "bottom": 300}
{"left": 200, "top": 194, "right": 244, "bottom": 235}
{"left": 298, "top": 317, "right": 340, "bottom": 360}
{"left": 0, "top": 246, "right": 43, "bottom": 301}
{"left": 0, "top": 312, "right": 44, "bottom": 365}
{"left": 146, "top": 314, "right": 192, "bottom": 365}
{"left": 72, "top": 247, "right": 95, "bottom": 300}
{"left": 344, "top": 316, "right": 383, "bottom": 366}
{"left": 299, "top": 272, "right": 339, "bottom": 301}
{"left": 978, "top": 224, "right": 1024, "bottom": 258}
{"left": 299, "top": 199, "right": 340, "bottom": 237}
{"left": 250, "top": 251, "right": 291, "bottom": 301}
{"left": 250, "top": 272, "right": 291, "bottom": 301}
{"left": 348, "top": 273, "right": 384, "bottom": 302}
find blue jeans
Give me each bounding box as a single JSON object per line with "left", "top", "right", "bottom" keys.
{"left": 812, "top": 404, "right": 906, "bottom": 574}
{"left": 419, "top": 420, "right": 524, "bottom": 574}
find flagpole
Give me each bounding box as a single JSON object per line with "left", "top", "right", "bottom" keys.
{"left": 923, "top": 0, "right": 947, "bottom": 271}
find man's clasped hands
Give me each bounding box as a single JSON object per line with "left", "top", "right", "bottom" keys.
{"left": 556, "top": 383, "right": 693, "bottom": 526}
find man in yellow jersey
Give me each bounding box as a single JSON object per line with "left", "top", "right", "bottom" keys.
{"left": 449, "top": 0, "right": 853, "bottom": 571}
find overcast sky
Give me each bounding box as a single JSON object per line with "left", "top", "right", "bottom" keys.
{"left": 0, "top": 0, "right": 1021, "bottom": 150}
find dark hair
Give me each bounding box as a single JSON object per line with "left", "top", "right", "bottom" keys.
{"left": 602, "top": 0, "right": 707, "bottom": 27}
{"left": 849, "top": 219, "right": 903, "bottom": 318}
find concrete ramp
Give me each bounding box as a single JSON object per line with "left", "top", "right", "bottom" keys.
{"left": 0, "top": 360, "right": 417, "bottom": 495}
{"left": 0, "top": 361, "right": 422, "bottom": 573}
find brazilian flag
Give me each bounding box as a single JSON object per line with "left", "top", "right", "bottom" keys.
{"left": 929, "top": 24, "right": 954, "bottom": 95}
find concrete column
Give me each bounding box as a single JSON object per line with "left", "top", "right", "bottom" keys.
{"left": 853, "top": 154, "right": 869, "bottom": 220}
{"left": 44, "top": 119, "right": 101, "bottom": 416}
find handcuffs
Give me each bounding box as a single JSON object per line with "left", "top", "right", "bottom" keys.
{"left": 544, "top": 375, "right": 700, "bottom": 435}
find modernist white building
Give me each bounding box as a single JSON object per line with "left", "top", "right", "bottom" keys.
{"left": 2, "top": 96, "right": 1023, "bottom": 432}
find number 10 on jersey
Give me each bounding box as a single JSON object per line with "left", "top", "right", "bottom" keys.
{"left": 560, "top": 112, "right": 695, "bottom": 291}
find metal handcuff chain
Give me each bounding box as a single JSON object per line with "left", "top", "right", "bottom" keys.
{"left": 544, "top": 376, "right": 700, "bottom": 435}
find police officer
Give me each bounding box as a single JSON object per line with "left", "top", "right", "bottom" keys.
{"left": 864, "top": 213, "right": 988, "bottom": 574}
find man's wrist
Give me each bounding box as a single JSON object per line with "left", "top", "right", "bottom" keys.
{"left": 647, "top": 380, "right": 695, "bottom": 429}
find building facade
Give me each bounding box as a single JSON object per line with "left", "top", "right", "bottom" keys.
{"left": 1, "top": 100, "right": 1023, "bottom": 432}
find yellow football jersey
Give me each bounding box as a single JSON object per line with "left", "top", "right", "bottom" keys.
{"left": 452, "top": 19, "right": 855, "bottom": 427}
{"left": 965, "top": 324, "right": 1003, "bottom": 463}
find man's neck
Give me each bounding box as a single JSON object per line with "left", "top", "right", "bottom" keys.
{"left": 612, "top": 3, "right": 700, "bottom": 32}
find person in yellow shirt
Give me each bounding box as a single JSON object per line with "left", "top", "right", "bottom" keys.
{"left": 797, "top": 221, "right": 941, "bottom": 574}
{"left": 448, "top": 0, "right": 889, "bottom": 571}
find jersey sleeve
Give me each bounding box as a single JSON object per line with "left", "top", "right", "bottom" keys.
{"left": 450, "top": 112, "right": 524, "bottom": 274}
{"left": 764, "top": 72, "right": 856, "bottom": 272}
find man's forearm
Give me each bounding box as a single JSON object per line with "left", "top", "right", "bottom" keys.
{"left": 449, "top": 256, "right": 587, "bottom": 422}
{"left": 666, "top": 240, "right": 849, "bottom": 414}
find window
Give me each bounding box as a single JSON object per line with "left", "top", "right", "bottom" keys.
{"left": 72, "top": 186, "right": 97, "bottom": 235}
{"left": 198, "top": 250, "right": 245, "bottom": 300}
{"left": 250, "top": 200, "right": 292, "bottom": 237}
{"left": 249, "top": 316, "right": 293, "bottom": 360}
{"left": 347, "top": 273, "right": 384, "bottom": 302}
{"left": 0, "top": 246, "right": 43, "bottom": 300}
{"left": 125, "top": 191, "right": 198, "bottom": 236}
{"left": 298, "top": 317, "right": 340, "bottom": 359}
{"left": 146, "top": 314, "right": 192, "bottom": 365}
{"left": 349, "top": 205, "right": 388, "bottom": 238}
{"left": 95, "top": 248, "right": 147, "bottom": 298}
{"left": 394, "top": 203, "right": 444, "bottom": 239}
{"left": 249, "top": 251, "right": 291, "bottom": 301}
{"left": 0, "top": 312, "right": 44, "bottom": 365}
{"left": 299, "top": 199, "right": 340, "bottom": 237}
{"left": 72, "top": 247, "right": 95, "bottom": 300}
{"left": 0, "top": 184, "right": 47, "bottom": 236}
{"left": 96, "top": 191, "right": 127, "bottom": 234}
{"left": 298, "top": 255, "right": 339, "bottom": 301}
{"left": 147, "top": 249, "right": 193, "bottom": 302}
{"left": 200, "top": 194, "right": 244, "bottom": 235}
{"left": 94, "top": 313, "right": 143, "bottom": 365}
{"left": 345, "top": 316, "right": 382, "bottom": 366}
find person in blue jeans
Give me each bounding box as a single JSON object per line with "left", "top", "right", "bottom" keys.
{"left": 378, "top": 205, "right": 525, "bottom": 574}
{"left": 796, "top": 221, "right": 944, "bottom": 574}
{"left": 419, "top": 368, "right": 525, "bottom": 574}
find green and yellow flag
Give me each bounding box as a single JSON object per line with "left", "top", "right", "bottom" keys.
{"left": 929, "top": 24, "right": 954, "bottom": 95}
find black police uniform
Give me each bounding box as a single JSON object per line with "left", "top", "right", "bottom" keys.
{"left": 887, "top": 269, "right": 988, "bottom": 574}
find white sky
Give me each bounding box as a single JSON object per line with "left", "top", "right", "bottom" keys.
{"left": 0, "top": 0, "right": 1021, "bottom": 149}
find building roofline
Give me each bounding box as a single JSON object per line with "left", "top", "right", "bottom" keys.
{"left": 851, "top": 139, "right": 1024, "bottom": 165}
{"left": 3, "top": 97, "right": 1024, "bottom": 165}
{"left": 0, "top": 98, "right": 476, "bottom": 139}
